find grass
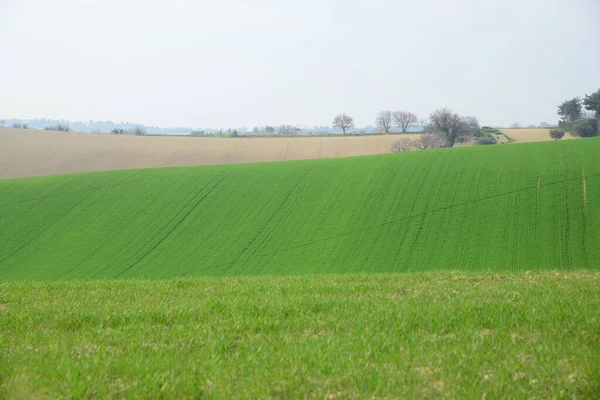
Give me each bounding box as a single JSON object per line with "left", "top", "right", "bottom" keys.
{"left": 1, "top": 272, "right": 598, "bottom": 399}
{"left": 1, "top": 138, "right": 600, "bottom": 280}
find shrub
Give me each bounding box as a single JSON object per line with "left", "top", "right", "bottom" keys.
{"left": 133, "top": 126, "right": 146, "bottom": 135}
{"left": 390, "top": 138, "right": 414, "bottom": 153}
{"left": 111, "top": 128, "right": 127, "bottom": 134}
{"left": 549, "top": 129, "right": 565, "bottom": 140}
{"left": 44, "top": 124, "right": 70, "bottom": 132}
{"left": 475, "top": 136, "right": 497, "bottom": 145}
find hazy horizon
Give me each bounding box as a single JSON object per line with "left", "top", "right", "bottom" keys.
{"left": 1, "top": 0, "right": 599, "bottom": 128}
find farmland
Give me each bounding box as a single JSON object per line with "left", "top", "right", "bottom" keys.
{"left": 1, "top": 272, "right": 599, "bottom": 398}
{"left": 0, "top": 128, "right": 423, "bottom": 179}
{"left": 1, "top": 138, "right": 599, "bottom": 281}
{"left": 2, "top": 137, "right": 600, "bottom": 398}
{"left": 500, "top": 128, "right": 576, "bottom": 143}
{"left": 0, "top": 127, "right": 573, "bottom": 180}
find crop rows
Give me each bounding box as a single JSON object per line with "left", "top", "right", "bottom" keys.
{"left": 0, "top": 138, "right": 599, "bottom": 280}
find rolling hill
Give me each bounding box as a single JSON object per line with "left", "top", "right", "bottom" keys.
{"left": 1, "top": 138, "right": 599, "bottom": 280}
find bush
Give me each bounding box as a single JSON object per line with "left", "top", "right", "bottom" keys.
{"left": 44, "top": 124, "right": 70, "bottom": 132}
{"left": 390, "top": 138, "right": 414, "bottom": 153}
{"left": 549, "top": 129, "right": 565, "bottom": 140}
{"left": 132, "top": 126, "right": 146, "bottom": 135}
{"left": 111, "top": 128, "right": 127, "bottom": 134}
{"left": 475, "top": 136, "right": 497, "bottom": 145}
{"left": 569, "top": 118, "right": 598, "bottom": 137}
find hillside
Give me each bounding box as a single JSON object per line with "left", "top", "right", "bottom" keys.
{"left": 1, "top": 138, "right": 599, "bottom": 280}
{"left": 0, "top": 128, "right": 422, "bottom": 179}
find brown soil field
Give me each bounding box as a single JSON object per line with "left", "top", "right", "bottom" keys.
{"left": 499, "top": 128, "right": 575, "bottom": 143}
{"left": 0, "top": 128, "right": 423, "bottom": 180}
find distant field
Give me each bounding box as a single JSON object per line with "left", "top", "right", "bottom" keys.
{"left": 0, "top": 128, "right": 423, "bottom": 179}
{"left": 1, "top": 272, "right": 598, "bottom": 398}
{"left": 1, "top": 138, "right": 599, "bottom": 281}
{"left": 500, "top": 128, "right": 575, "bottom": 143}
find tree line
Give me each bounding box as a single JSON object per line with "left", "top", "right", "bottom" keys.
{"left": 332, "top": 108, "right": 481, "bottom": 151}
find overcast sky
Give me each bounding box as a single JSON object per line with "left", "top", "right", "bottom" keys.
{"left": 1, "top": 0, "right": 599, "bottom": 128}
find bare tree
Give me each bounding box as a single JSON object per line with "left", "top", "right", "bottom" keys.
{"left": 393, "top": 111, "right": 418, "bottom": 133}
{"left": 414, "top": 133, "right": 444, "bottom": 150}
{"left": 459, "top": 116, "right": 480, "bottom": 141}
{"left": 375, "top": 111, "right": 392, "bottom": 134}
{"left": 390, "top": 137, "right": 414, "bottom": 152}
{"left": 419, "top": 118, "right": 428, "bottom": 132}
{"left": 429, "top": 108, "right": 472, "bottom": 147}
{"left": 332, "top": 113, "right": 354, "bottom": 134}
{"left": 0, "top": 120, "right": 4, "bottom": 128}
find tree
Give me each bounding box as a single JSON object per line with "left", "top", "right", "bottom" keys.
{"left": 332, "top": 113, "right": 354, "bottom": 134}
{"left": 549, "top": 129, "right": 565, "bottom": 140}
{"left": 277, "top": 125, "right": 297, "bottom": 136}
{"left": 133, "top": 126, "right": 146, "bottom": 135}
{"left": 111, "top": 128, "right": 127, "bottom": 134}
{"left": 557, "top": 97, "right": 582, "bottom": 123}
{"left": 583, "top": 89, "right": 600, "bottom": 120}
{"left": 375, "top": 111, "right": 392, "bottom": 134}
{"left": 393, "top": 111, "right": 418, "bottom": 133}
{"left": 0, "top": 120, "right": 4, "bottom": 127}
{"left": 419, "top": 119, "right": 428, "bottom": 132}
{"left": 510, "top": 122, "right": 520, "bottom": 128}
{"left": 569, "top": 118, "right": 598, "bottom": 137}
{"left": 264, "top": 126, "right": 275, "bottom": 134}
{"left": 459, "top": 116, "right": 480, "bottom": 139}
{"left": 428, "top": 108, "right": 471, "bottom": 147}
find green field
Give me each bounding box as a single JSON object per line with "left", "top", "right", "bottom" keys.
{"left": 1, "top": 139, "right": 599, "bottom": 398}
{"left": 1, "top": 272, "right": 599, "bottom": 398}
{"left": 1, "top": 138, "right": 599, "bottom": 280}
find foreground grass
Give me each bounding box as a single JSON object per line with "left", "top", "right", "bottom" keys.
{"left": 1, "top": 272, "right": 598, "bottom": 398}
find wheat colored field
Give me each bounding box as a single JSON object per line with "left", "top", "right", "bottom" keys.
{"left": 500, "top": 128, "right": 574, "bottom": 142}
{"left": 0, "top": 128, "right": 425, "bottom": 180}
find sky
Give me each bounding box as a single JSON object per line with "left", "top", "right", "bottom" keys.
{"left": 0, "top": 0, "right": 599, "bottom": 129}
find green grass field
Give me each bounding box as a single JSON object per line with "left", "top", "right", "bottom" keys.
{"left": 1, "top": 272, "right": 599, "bottom": 398}
{"left": 1, "top": 138, "right": 599, "bottom": 280}
{"left": 1, "top": 138, "right": 599, "bottom": 398}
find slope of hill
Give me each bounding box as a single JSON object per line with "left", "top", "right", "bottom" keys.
{"left": 0, "top": 128, "right": 422, "bottom": 179}
{"left": 1, "top": 139, "right": 599, "bottom": 280}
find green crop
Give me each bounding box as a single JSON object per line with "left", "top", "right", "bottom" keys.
{"left": 1, "top": 138, "right": 599, "bottom": 280}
